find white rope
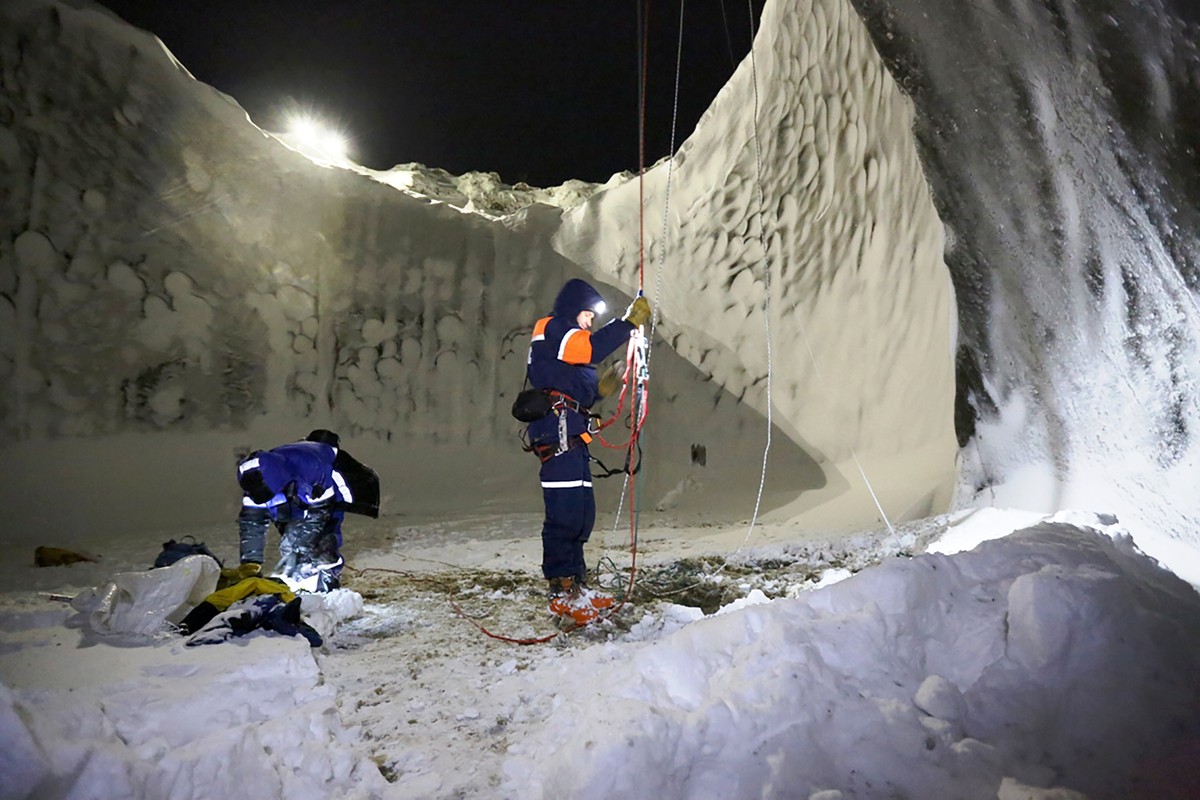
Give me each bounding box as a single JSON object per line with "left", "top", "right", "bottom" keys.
{"left": 616, "top": 1, "right": 903, "bottom": 600}
{"left": 641, "top": 0, "right": 774, "bottom": 572}
{"left": 734, "top": 0, "right": 899, "bottom": 555}
{"left": 612, "top": 0, "right": 901, "bottom": 568}
{"left": 617, "top": 0, "right": 770, "bottom": 588}
{"left": 741, "top": 0, "right": 774, "bottom": 547}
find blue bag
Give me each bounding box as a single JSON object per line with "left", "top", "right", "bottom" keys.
{"left": 153, "top": 536, "right": 222, "bottom": 568}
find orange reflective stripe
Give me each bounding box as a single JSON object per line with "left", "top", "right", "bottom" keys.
{"left": 580, "top": 432, "right": 593, "bottom": 444}
{"left": 559, "top": 329, "right": 592, "bottom": 365}
{"left": 531, "top": 316, "right": 551, "bottom": 342}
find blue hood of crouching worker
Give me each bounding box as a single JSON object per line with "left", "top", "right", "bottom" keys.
{"left": 235, "top": 430, "right": 380, "bottom": 592}
{"left": 525, "top": 279, "right": 635, "bottom": 584}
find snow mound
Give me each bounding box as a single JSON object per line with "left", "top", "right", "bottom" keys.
{"left": 502, "top": 521, "right": 1200, "bottom": 799}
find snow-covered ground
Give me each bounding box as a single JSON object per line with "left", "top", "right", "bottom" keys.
{"left": 3, "top": 509, "right": 1199, "bottom": 800}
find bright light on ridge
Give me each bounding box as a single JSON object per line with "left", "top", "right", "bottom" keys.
{"left": 282, "top": 113, "right": 349, "bottom": 166}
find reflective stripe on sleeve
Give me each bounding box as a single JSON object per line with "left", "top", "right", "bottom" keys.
{"left": 238, "top": 458, "right": 260, "bottom": 474}
{"left": 242, "top": 496, "right": 269, "bottom": 508}
{"left": 331, "top": 469, "right": 353, "bottom": 502}
{"left": 540, "top": 479, "right": 594, "bottom": 489}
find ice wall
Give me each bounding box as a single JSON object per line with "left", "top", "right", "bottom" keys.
{"left": 556, "top": 0, "right": 958, "bottom": 524}
{"left": 847, "top": 0, "right": 1200, "bottom": 569}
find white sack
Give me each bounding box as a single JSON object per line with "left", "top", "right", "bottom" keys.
{"left": 70, "top": 555, "right": 221, "bottom": 635}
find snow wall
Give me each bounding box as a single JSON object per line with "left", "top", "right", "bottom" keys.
{"left": 557, "top": 0, "right": 957, "bottom": 526}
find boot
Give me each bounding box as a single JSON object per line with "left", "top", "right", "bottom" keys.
{"left": 576, "top": 572, "right": 616, "bottom": 612}
{"left": 548, "top": 577, "right": 614, "bottom": 625}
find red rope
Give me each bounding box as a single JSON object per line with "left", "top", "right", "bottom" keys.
{"left": 615, "top": 0, "right": 651, "bottom": 623}
{"left": 449, "top": 596, "right": 569, "bottom": 645}
{"left": 350, "top": 566, "right": 587, "bottom": 645}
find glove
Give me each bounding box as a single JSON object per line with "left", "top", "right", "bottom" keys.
{"left": 623, "top": 295, "right": 651, "bottom": 328}
{"left": 597, "top": 362, "right": 624, "bottom": 398}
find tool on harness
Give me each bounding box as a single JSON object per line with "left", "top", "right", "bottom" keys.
{"left": 525, "top": 433, "right": 636, "bottom": 478}
{"left": 527, "top": 433, "right": 588, "bottom": 463}
{"left": 516, "top": 385, "right": 600, "bottom": 462}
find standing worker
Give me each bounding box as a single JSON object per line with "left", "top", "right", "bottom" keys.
{"left": 523, "top": 278, "right": 651, "bottom": 623}
{"left": 235, "top": 429, "right": 379, "bottom": 592}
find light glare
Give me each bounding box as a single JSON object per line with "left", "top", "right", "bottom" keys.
{"left": 283, "top": 113, "right": 349, "bottom": 165}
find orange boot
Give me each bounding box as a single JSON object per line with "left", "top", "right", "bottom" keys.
{"left": 548, "top": 577, "right": 614, "bottom": 625}
{"left": 577, "top": 577, "right": 615, "bottom": 613}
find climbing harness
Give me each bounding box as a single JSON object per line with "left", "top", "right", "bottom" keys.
{"left": 515, "top": 387, "right": 619, "bottom": 473}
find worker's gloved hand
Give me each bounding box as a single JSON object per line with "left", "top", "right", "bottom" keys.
{"left": 623, "top": 296, "right": 651, "bottom": 328}
{"left": 597, "top": 362, "right": 624, "bottom": 398}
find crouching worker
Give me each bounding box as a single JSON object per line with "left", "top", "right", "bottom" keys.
{"left": 524, "top": 279, "right": 651, "bottom": 624}
{"left": 236, "top": 429, "right": 380, "bottom": 592}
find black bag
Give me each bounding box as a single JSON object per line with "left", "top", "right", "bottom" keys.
{"left": 153, "top": 536, "right": 222, "bottom": 569}
{"left": 332, "top": 448, "right": 382, "bottom": 518}
{"left": 511, "top": 388, "right": 553, "bottom": 422}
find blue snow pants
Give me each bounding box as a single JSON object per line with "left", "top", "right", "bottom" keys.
{"left": 539, "top": 445, "right": 596, "bottom": 581}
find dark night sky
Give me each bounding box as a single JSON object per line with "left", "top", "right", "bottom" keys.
{"left": 94, "top": 1, "right": 765, "bottom": 187}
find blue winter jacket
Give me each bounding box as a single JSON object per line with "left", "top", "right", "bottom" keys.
{"left": 238, "top": 441, "right": 341, "bottom": 519}
{"left": 527, "top": 279, "right": 634, "bottom": 445}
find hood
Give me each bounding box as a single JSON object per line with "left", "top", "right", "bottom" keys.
{"left": 552, "top": 278, "right": 606, "bottom": 320}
